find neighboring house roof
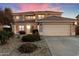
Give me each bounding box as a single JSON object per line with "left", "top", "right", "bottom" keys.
{"left": 76, "top": 14, "right": 79, "bottom": 19}
{"left": 36, "top": 16, "right": 76, "bottom": 23}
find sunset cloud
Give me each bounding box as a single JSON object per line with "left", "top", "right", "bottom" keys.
{"left": 0, "top": 3, "right": 79, "bottom": 18}
{"left": 18, "top": 3, "right": 61, "bottom": 12}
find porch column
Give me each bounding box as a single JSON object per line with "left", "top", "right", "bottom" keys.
{"left": 24, "top": 23, "right": 27, "bottom": 34}
{"left": 12, "top": 25, "right": 17, "bottom": 34}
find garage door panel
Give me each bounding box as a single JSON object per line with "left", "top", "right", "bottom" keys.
{"left": 43, "top": 25, "right": 70, "bottom": 36}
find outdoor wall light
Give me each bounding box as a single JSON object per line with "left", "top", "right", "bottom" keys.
{"left": 74, "top": 21, "right": 77, "bottom": 25}
{"left": 16, "top": 16, "right": 20, "bottom": 19}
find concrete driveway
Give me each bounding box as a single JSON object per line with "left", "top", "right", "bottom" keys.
{"left": 44, "top": 36, "right": 79, "bottom": 56}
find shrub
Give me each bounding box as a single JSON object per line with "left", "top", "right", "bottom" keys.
{"left": 21, "top": 34, "right": 41, "bottom": 42}
{"left": 22, "top": 34, "right": 34, "bottom": 42}
{"left": 0, "top": 30, "right": 14, "bottom": 45}
{"left": 32, "top": 29, "right": 39, "bottom": 35}
{"left": 7, "top": 31, "right": 14, "bottom": 38}
{"left": 19, "top": 31, "right": 25, "bottom": 35}
{"left": 18, "top": 43, "right": 38, "bottom": 53}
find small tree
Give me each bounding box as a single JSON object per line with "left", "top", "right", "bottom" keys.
{"left": 4, "top": 8, "right": 14, "bottom": 32}
{"left": 0, "top": 8, "right": 14, "bottom": 32}
{"left": 0, "top": 9, "right": 5, "bottom": 24}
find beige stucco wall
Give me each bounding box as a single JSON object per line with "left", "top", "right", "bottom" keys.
{"left": 12, "top": 23, "right": 37, "bottom": 34}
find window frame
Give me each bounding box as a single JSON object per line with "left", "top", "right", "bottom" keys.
{"left": 19, "top": 25, "right": 24, "bottom": 31}
{"left": 38, "top": 14, "right": 45, "bottom": 19}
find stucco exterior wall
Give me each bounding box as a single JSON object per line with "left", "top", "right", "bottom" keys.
{"left": 12, "top": 23, "right": 37, "bottom": 34}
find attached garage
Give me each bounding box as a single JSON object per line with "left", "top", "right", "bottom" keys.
{"left": 43, "top": 24, "right": 70, "bottom": 36}
{"left": 36, "top": 16, "right": 76, "bottom": 36}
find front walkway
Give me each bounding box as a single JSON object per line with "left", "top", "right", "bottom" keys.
{"left": 44, "top": 36, "right": 79, "bottom": 56}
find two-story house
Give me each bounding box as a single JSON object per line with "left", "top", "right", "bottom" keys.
{"left": 12, "top": 11, "right": 76, "bottom": 36}
{"left": 12, "top": 11, "right": 62, "bottom": 34}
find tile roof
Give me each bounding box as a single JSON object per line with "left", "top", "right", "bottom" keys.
{"left": 36, "top": 16, "right": 76, "bottom": 23}
{"left": 13, "top": 11, "right": 63, "bottom": 15}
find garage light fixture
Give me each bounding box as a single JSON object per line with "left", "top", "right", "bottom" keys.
{"left": 74, "top": 21, "right": 77, "bottom": 25}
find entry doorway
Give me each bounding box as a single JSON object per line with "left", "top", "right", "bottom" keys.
{"left": 19, "top": 25, "right": 25, "bottom": 34}
{"left": 26, "top": 24, "right": 32, "bottom": 34}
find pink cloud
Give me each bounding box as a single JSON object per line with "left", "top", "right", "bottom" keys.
{"left": 19, "top": 3, "right": 61, "bottom": 12}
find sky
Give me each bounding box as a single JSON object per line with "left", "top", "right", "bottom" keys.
{"left": 0, "top": 3, "right": 79, "bottom": 19}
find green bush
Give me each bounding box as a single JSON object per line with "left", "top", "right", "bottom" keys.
{"left": 0, "top": 31, "right": 9, "bottom": 45}
{"left": 22, "top": 34, "right": 41, "bottom": 42}
{"left": 7, "top": 31, "right": 14, "bottom": 38}
{"left": 32, "top": 29, "right": 39, "bottom": 35}
{"left": 18, "top": 43, "right": 38, "bottom": 53}
{"left": 0, "top": 30, "right": 14, "bottom": 45}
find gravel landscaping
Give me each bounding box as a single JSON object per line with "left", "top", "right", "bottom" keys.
{"left": 0, "top": 35, "right": 51, "bottom": 56}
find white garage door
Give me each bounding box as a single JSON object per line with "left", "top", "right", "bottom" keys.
{"left": 43, "top": 24, "right": 70, "bottom": 36}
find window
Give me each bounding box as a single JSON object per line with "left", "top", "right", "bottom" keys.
{"left": 15, "top": 16, "right": 20, "bottom": 19}
{"left": 38, "top": 15, "right": 45, "bottom": 19}
{"left": 25, "top": 16, "right": 36, "bottom": 20}
{"left": 19, "top": 25, "right": 24, "bottom": 31}
{"left": 25, "top": 16, "right": 30, "bottom": 19}
{"left": 32, "top": 16, "right": 36, "bottom": 19}
{"left": 27, "top": 16, "right": 31, "bottom": 19}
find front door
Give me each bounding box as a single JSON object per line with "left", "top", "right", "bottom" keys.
{"left": 26, "top": 24, "right": 31, "bottom": 34}
{"left": 19, "top": 25, "right": 25, "bottom": 34}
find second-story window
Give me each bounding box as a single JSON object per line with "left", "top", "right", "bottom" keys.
{"left": 27, "top": 16, "right": 30, "bottom": 19}
{"left": 38, "top": 15, "right": 45, "bottom": 19}
{"left": 32, "top": 16, "right": 36, "bottom": 19}
{"left": 25, "top": 16, "right": 36, "bottom": 20}
{"left": 15, "top": 16, "right": 20, "bottom": 20}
